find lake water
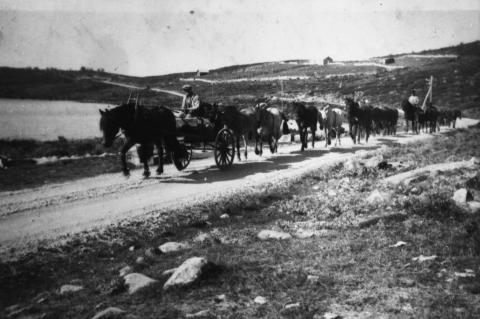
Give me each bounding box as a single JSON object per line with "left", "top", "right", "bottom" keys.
{"left": 0, "top": 99, "right": 112, "bottom": 141}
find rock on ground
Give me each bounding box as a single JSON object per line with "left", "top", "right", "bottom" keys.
{"left": 364, "top": 155, "right": 383, "bottom": 168}
{"left": 91, "top": 307, "right": 125, "bottom": 319}
{"left": 257, "top": 230, "right": 292, "bottom": 240}
{"left": 254, "top": 296, "right": 267, "bottom": 304}
{"left": 159, "top": 242, "right": 191, "bottom": 253}
{"left": 119, "top": 266, "right": 133, "bottom": 277}
{"left": 163, "top": 257, "right": 208, "bottom": 290}
{"left": 59, "top": 284, "right": 84, "bottom": 294}
{"left": 452, "top": 188, "right": 473, "bottom": 205}
{"left": 123, "top": 273, "right": 157, "bottom": 294}
{"left": 185, "top": 310, "right": 213, "bottom": 318}
{"left": 366, "top": 190, "right": 390, "bottom": 204}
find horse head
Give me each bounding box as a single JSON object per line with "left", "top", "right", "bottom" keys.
{"left": 99, "top": 108, "right": 120, "bottom": 147}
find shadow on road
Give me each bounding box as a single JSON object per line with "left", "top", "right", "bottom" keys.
{"left": 157, "top": 144, "right": 381, "bottom": 184}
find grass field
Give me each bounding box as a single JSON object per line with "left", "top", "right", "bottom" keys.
{"left": 1, "top": 123, "right": 479, "bottom": 318}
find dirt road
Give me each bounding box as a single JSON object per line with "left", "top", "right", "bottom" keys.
{"left": 0, "top": 118, "right": 476, "bottom": 260}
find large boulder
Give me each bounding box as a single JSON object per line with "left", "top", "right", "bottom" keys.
{"left": 123, "top": 273, "right": 157, "bottom": 294}
{"left": 163, "top": 257, "right": 208, "bottom": 290}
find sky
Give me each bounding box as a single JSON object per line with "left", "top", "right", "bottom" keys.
{"left": 0, "top": 0, "right": 479, "bottom": 76}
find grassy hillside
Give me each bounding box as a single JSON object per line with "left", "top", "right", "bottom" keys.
{"left": 0, "top": 41, "right": 479, "bottom": 115}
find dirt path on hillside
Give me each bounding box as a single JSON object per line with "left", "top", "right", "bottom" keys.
{"left": 0, "top": 118, "right": 477, "bottom": 260}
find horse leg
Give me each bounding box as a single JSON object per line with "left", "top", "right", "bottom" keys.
{"left": 236, "top": 136, "right": 241, "bottom": 161}
{"left": 243, "top": 135, "right": 248, "bottom": 159}
{"left": 120, "top": 139, "right": 135, "bottom": 176}
{"left": 155, "top": 140, "right": 164, "bottom": 175}
{"left": 311, "top": 127, "right": 315, "bottom": 148}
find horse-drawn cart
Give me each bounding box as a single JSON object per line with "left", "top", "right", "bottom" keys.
{"left": 171, "top": 111, "right": 236, "bottom": 171}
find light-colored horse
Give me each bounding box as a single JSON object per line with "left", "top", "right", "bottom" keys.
{"left": 321, "top": 106, "right": 345, "bottom": 147}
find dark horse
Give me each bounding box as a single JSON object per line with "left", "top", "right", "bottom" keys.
{"left": 401, "top": 99, "right": 421, "bottom": 134}
{"left": 345, "top": 97, "right": 372, "bottom": 144}
{"left": 99, "top": 103, "right": 185, "bottom": 177}
{"left": 283, "top": 101, "right": 318, "bottom": 151}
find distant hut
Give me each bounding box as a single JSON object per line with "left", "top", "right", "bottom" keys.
{"left": 196, "top": 69, "right": 209, "bottom": 77}
{"left": 383, "top": 57, "right": 395, "bottom": 64}
{"left": 323, "top": 56, "right": 333, "bottom": 66}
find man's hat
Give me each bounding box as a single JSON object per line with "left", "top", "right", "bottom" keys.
{"left": 182, "top": 84, "right": 193, "bottom": 91}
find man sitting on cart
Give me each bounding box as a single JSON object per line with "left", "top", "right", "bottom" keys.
{"left": 181, "top": 84, "right": 203, "bottom": 118}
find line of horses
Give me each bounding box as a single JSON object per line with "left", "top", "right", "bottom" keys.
{"left": 98, "top": 96, "right": 462, "bottom": 178}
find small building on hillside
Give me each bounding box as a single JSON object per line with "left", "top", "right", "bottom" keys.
{"left": 383, "top": 57, "right": 395, "bottom": 64}
{"left": 323, "top": 56, "right": 333, "bottom": 66}
{"left": 196, "top": 69, "right": 209, "bottom": 76}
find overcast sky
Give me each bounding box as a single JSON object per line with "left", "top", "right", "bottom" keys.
{"left": 0, "top": 0, "right": 479, "bottom": 76}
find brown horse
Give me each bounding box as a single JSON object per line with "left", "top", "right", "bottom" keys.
{"left": 216, "top": 105, "right": 260, "bottom": 161}
{"left": 99, "top": 103, "right": 186, "bottom": 177}
{"left": 283, "top": 101, "right": 319, "bottom": 151}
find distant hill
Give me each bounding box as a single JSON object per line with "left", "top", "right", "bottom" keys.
{"left": 1, "top": 41, "right": 479, "bottom": 117}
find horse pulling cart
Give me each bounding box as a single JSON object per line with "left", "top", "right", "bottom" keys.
{"left": 170, "top": 112, "right": 236, "bottom": 171}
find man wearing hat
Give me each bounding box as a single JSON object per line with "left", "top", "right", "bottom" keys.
{"left": 408, "top": 89, "right": 419, "bottom": 106}
{"left": 181, "top": 84, "right": 201, "bottom": 117}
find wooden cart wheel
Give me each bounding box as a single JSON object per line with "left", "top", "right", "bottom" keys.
{"left": 214, "top": 128, "right": 235, "bottom": 169}
{"left": 171, "top": 143, "right": 192, "bottom": 171}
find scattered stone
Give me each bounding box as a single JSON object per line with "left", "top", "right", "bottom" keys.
{"left": 366, "top": 190, "right": 390, "bottom": 204}
{"left": 364, "top": 155, "right": 383, "bottom": 168}
{"left": 398, "top": 277, "right": 415, "bottom": 287}
{"left": 254, "top": 296, "right": 267, "bottom": 305}
{"left": 257, "top": 230, "right": 292, "bottom": 240}
{"left": 313, "top": 185, "right": 320, "bottom": 190}
{"left": 185, "top": 310, "right": 212, "bottom": 318}
{"left": 323, "top": 312, "right": 341, "bottom": 319}
{"left": 135, "top": 256, "right": 146, "bottom": 265}
{"left": 159, "top": 242, "right": 191, "bottom": 253}
{"left": 389, "top": 241, "right": 407, "bottom": 248}
{"left": 285, "top": 302, "right": 300, "bottom": 310}
{"left": 327, "top": 190, "right": 337, "bottom": 197}
{"left": 162, "top": 268, "right": 178, "bottom": 276}
{"left": 295, "top": 229, "right": 316, "bottom": 239}
{"left": 145, "top": 247, "right": 159, "bottom": 258}
{"left": 59, "top": 284, "right": 84, "bottom": 294}
{"left": 214, "top": 294, "right": 226, "bottom": 303}
{"left": 454, "top": 271, "right": 475, "bottom": 278}
{"left": 193, "top": 233, "right": 214, "bottom": 243}
{"left": 307, "top": 275, "right": 320, "bottom": 284}
{"left": 452, "top": 188, "right": 473, "bottom": 205}
{"left": 467, "top": 201, "right": 480, "bottom": 213}
{"left": 119, "top": 266, "right": 133, "bottom": 277}
{"left": 412, "top": 255, "right": 437, "bottom": 263}
{"left": 163, "top": 257, "right": 208, "bottom": 290}
{"left": 220, "top": 213, "right": 230, "bottom": 219}
{"left": 409, "top": 187, "right": 422, "bottom": 195}
{"left": 123, "top": 273, "right": 157, "bottom": 294}
{"left": 91, "top": 307, "right": 125, "bottom": 319}
{"left": 128, "top": 246, "right": 135, "bottom": 252}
